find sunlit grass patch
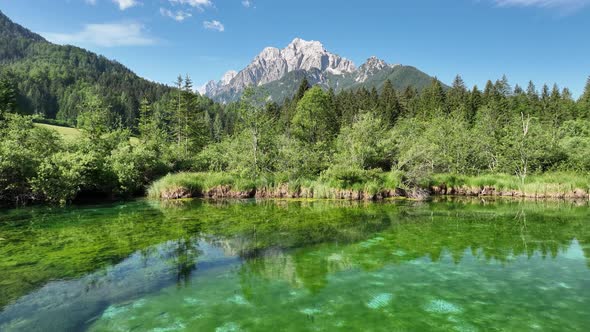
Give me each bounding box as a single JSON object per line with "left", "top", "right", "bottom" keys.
{"left": 429, "top": 172, "right": 590, "bottom": 195}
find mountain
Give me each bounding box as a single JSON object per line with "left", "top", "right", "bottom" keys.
{"left": 200, "top": 38, "right": 356, "bottom": 102}
{"left": 197, "top": 70, "right": 237, "bottom": 96}
{"left": 201, "top": 38, "right": 438, "bottom": 103}
{"left": 0, "top": 11, "right": 171, "bottom": 126}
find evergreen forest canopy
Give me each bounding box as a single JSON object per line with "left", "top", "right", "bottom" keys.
{"left": 0, "top": 10, "right": 171, "bottom": 126}
{"left": 1, "top": 11, "right": 590, "bottom": 204}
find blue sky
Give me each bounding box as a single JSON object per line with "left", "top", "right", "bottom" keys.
{"left": 1, "top": 0, "right": 589, "bottom": 96}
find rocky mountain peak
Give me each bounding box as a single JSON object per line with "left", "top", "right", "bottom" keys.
{"left": 257, "top": 47, "right": 281, "bottom": 61}
{"left": 285, "top": 38, "right": 325, "bottom": 54}
{"left": 363, "top": 56, "right": 388, "bottom": 70}
{"left": 281, "top": 38, "right": 355, "bottom": 74}
{"left": 198, "top": 70, "right": 237, "bottom": 96}
{"left": 220, "top": 70, "right": 237, "bottom": 85}
{"left": 355, "top": 56, "right": 391, "bottom": 83}
{"left": 202, "top": 38, "right": 357, "bottom": 98}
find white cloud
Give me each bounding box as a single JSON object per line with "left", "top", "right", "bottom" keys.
{"left": 169, "top": 0, "right": 212, "bottom": 8}
{"left": 242, "top": 0, "right": 252, "bottom": 8}
{"left": 203, "top": 20, "right": 224, "bottom": 32}
{"left": 85, "top": 0, "right": 98, "bottom": 5}
{"left": 42, "top": 22, "right": 156, "bottom": 47}
{"left": 492, "top": 0, "right": 590, "bottom": 11}
{"left": 112, "top": 0, "right": 140, "bottom": 10}
{"left": 160, "top": 8, "right": 193, "bottom": 21}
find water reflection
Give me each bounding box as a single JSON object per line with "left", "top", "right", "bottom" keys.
{"left": 0, "top": 198, "right": 589, "bottom": 331}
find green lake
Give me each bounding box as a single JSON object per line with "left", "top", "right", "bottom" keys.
{"left": 1, "top": 198, "right": 589, "bottom": 331}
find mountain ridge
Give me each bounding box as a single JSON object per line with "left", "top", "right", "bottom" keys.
{"left": 201, "top": 38, "right": 438, "bottom": 103}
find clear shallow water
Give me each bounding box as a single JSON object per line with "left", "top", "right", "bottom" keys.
{"left": 1, "top": 198, "right": 590, "bottom": 331}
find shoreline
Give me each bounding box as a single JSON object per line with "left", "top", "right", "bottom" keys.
{"left": 154, "top": 184, "right": 590, "bottom": 202}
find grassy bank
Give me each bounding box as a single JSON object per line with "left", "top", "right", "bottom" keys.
{"left": 147, "top": 170, "right": 409, "bottom": 200}
{"left": 147, "top": 172, "right": 257, "bottom": 199}
{"left": 148, "top": 171, "right": 590, "bottom": 201}
{"left": 427, "top": 172, "right": 590, "bottom": 198}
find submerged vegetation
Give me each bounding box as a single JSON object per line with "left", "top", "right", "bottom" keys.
{"left": 2, "top": 198, "right": 590, "bottom": 330}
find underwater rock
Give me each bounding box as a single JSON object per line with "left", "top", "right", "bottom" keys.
{"left": 215, "top": 322, "right": 241, "bottom": 332}
{"left": 227, "top": 295, "right": 249, "bottom": 305}
{"left": 424, "top": 299, "right": 462, "bottom": 314}
{"left": 367, "top": 293, "right": 393, "bottom": 309}
{"left": 300, "top": 308, "right": 322, "bottom": 316}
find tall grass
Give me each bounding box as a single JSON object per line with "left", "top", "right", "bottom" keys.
{"left": 429, "top": 172, "right": 590, "bottom": 194}
{"left": 148, "top": 170, "right": 407, "bottom": 200}
{"left": 148, "top": 171, "right": 590, "bottom": 200}
{"left": 147, "top": 172, "right": 205, "bottom": 199}
{"left": 147, "top": 172, "right": 262, "bottom": 199}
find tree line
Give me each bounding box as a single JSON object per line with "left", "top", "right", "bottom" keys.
{"left": 1, "top": 70, "right": 590, "bottom": 204}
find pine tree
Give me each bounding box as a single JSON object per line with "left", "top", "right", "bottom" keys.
{"left": 550, "top": 83, "right": 561, "bottom": 101}
{"left": 204, "top": 110, "right": 213, "bottom": 140}
{"left": 495, "top": 75, "right": 512, "bottom": 97}
{"left": 447, "top": 75, "right": 468, "bottom": 115}
{"left": 452, "top": 75, "right": 467, "bottom": 90}
{"left": 579, "top": 76, "right": 590, "bottom": 118}
{"left": 182, "top": 74, "right": 208, "bottom": 154}
{"left": 541, "top": 84, "right": 550, "bottom": 101}
{"left": 560, "top": 87, "right": 576, "bottom": 121}
{"left": 356, "top": 87, "right": 371, "bottom": 116}
{"left": 420, "top": 78, "right": 446, "bottom": 116}
{"left": 379, "top": 80, "right": 401, "bottom": 126}
{"left": 369, "top": 86, "right": 379, "bottom": 111}
{"left": 0, "top": 73, "right": 17, "bottom": 116}
{"left": 138, "top": 97, "right": 152, "bottom": 139}
{"left": 213, "top": 113, "right": 223, "bottom": 142}
{"left": 265, "top": 102, "right": 281, "bottom": 120}
{"left": 468, "top": 85, "right": 482, "bottom": 124}
{"left": 294, "top": 78, "right": 310, "bottom": 102}
{"left": 525, "top": 81, "right": 540, "bottom": 115}
{"left": 526, "top": 81, "right": 539, "bottom": 101}
{"left": 540, "top": 84, "right": 550, "bottom": 118}
{"left": 401, "top": 86, "right": 418, "bottom": 117}
{"left": 482, "top": 80, "right": 496, "bottom": 105}
{"left": 284, "top": 78, "right": 311, "bottom": 137}
{"left": 138, "top": 97, "right": 167, "bottom": 150}
{"left": 338, "top": 90, "right": 357, "bottom": 126}
{"left": 182, "top": 74, "right": 196, "bottom": 155}
{"left": 547, "top": 83, "right": 564, "bottom": 130}
{"left": 171, "top": 75, "right": 184, "bottom": 146}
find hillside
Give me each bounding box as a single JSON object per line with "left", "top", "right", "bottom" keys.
{"left": 0, "top": 10, "right": 171, "bottom": 126}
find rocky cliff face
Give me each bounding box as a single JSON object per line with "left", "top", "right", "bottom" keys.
{"left": 199, "top": 38, "right": 430, "bottom": 103}
{"left": 355, "top": 56, "right": 396, "bottom": 83}
{"left": 200, "top": 38, "right": 357, "bottom": 100}
{"left": 198, "top": 70, "right": 237, "bottom": 96}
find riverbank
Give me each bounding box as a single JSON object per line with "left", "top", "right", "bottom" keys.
{"left": 147, "top": 172, "right": 427, "bottom": 200}
{"left": 147, "top": 172, "right": 590, "bottom": 201}
{"left": 428, "top": 173, "right": 590, "bottom": 199}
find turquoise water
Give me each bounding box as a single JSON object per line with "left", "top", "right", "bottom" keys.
{"left": 1, "top": 198, "right": 589, "bottom": 331}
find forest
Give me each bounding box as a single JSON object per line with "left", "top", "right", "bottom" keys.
{"left": 1, "top": 67, "right": 590, "bottom": 203}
